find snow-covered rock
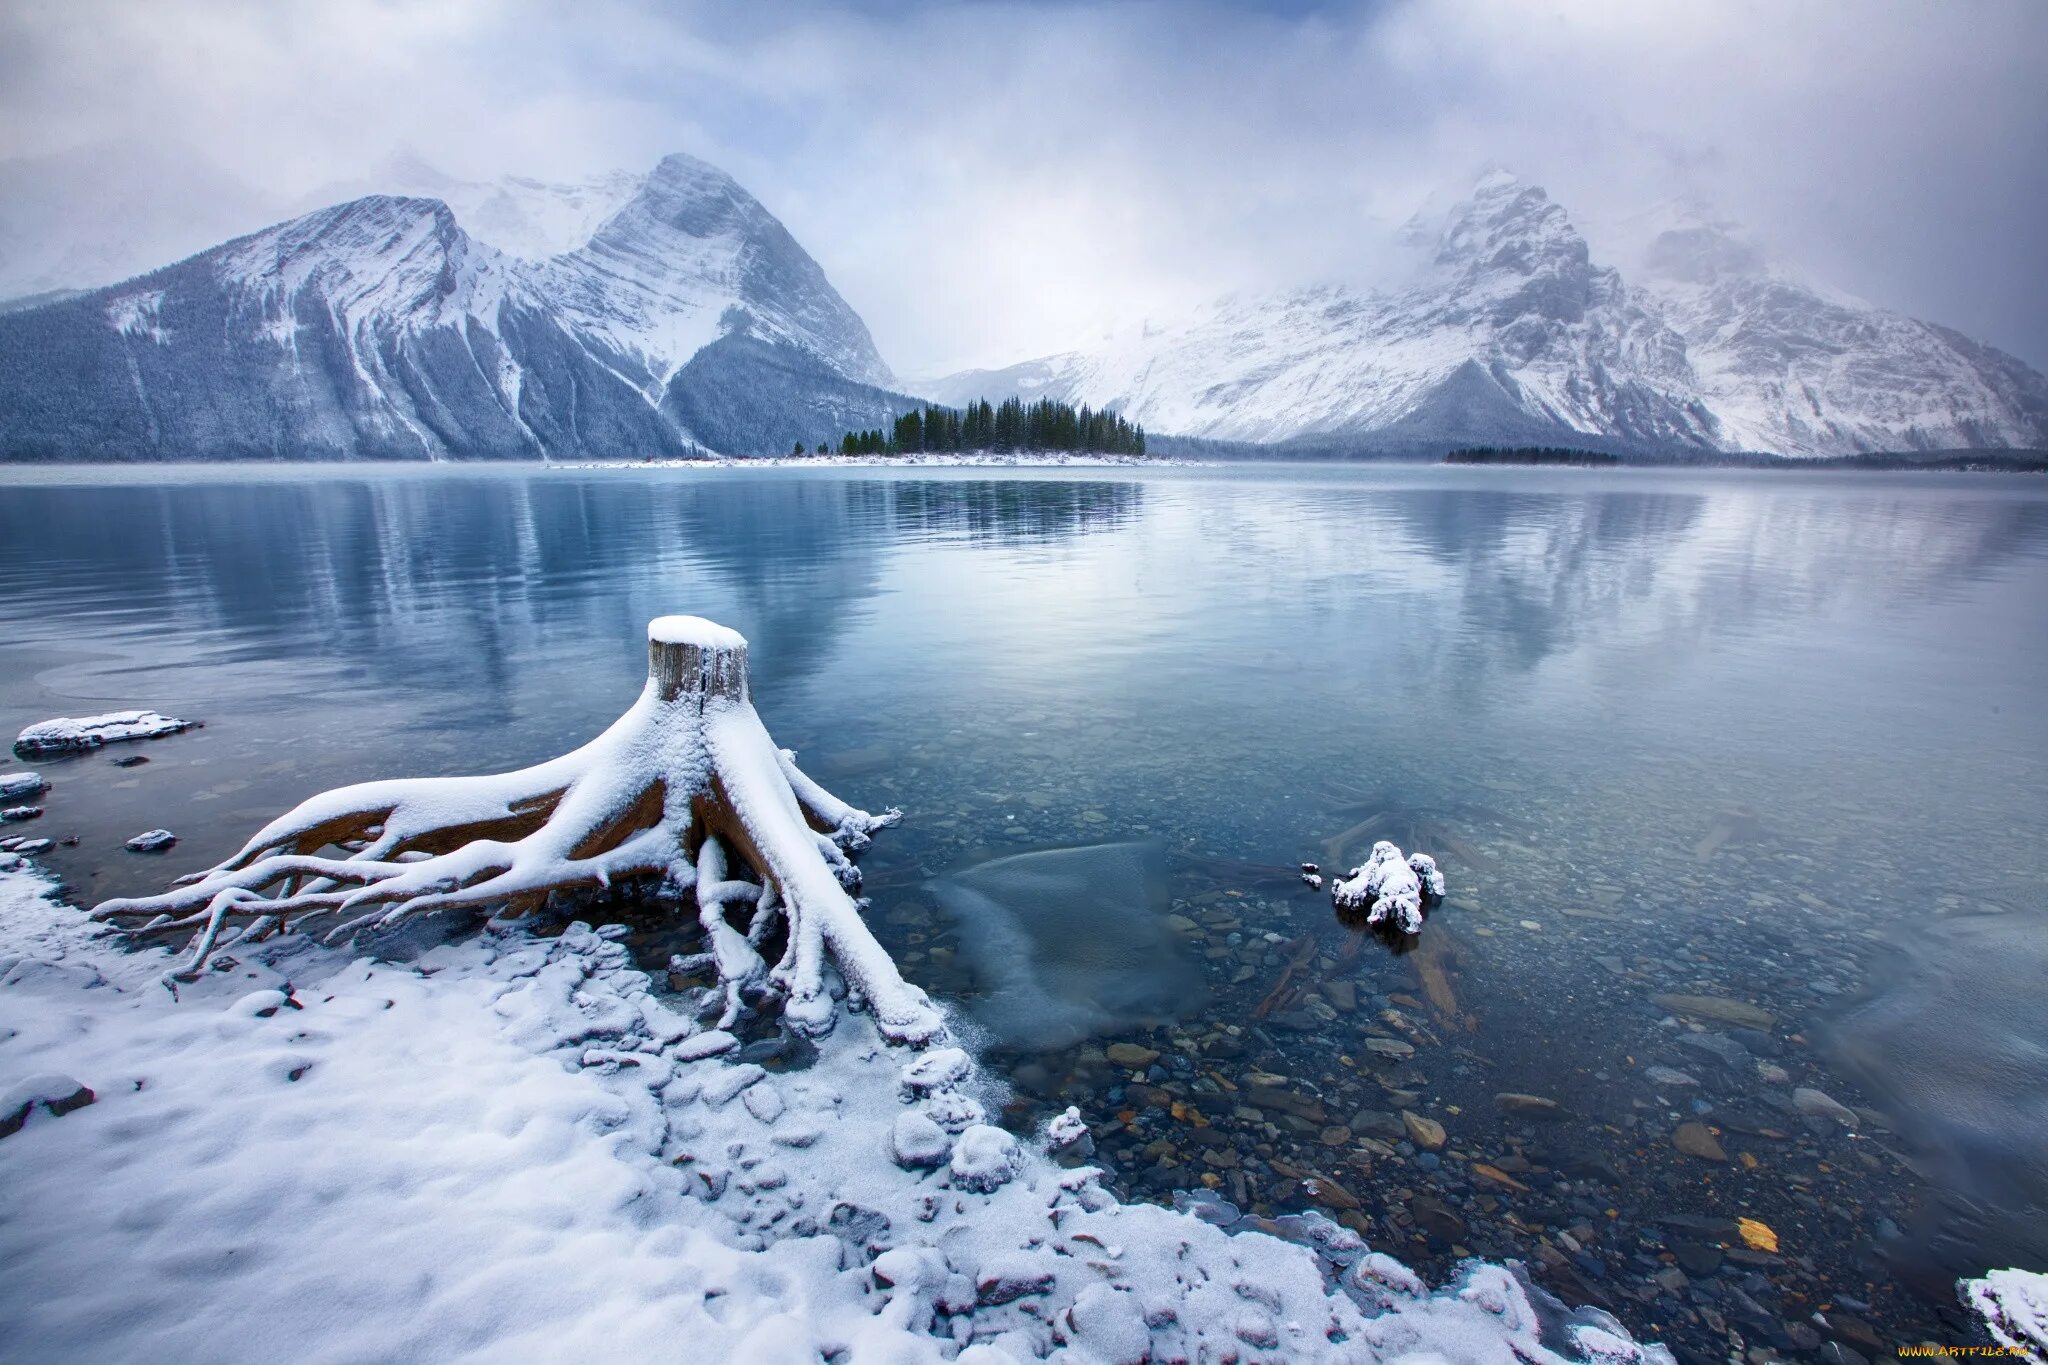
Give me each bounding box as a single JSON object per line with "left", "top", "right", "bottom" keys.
{"left": 0, "top": 1072, "right": 94, "bottom": 1138}
{"left": 900, "top": 1046, "right": 973, "bottom": 1096}
{"left": 14, "top": 710, "right": 193, "bottom": 755}
{"left": 891, "top": 1109, "right": 954, "bottom": 1170}
{"left": 949, "top": 1124, "right": 1025, "bottom": 1193}
{"left": 0, "top": 772, "right": 47, "bottom": 800}
{"left": 124, "top": 829, "right": 176, "bottom": 853}
{"left": 0, "top": 806, "right": 41, "bottom": 823}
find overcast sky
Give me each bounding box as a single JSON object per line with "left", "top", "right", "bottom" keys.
{"left": 3, "top": 0, "right": 2044, "bottom": 374}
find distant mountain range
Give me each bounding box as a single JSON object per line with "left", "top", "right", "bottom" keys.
{"left": 916, "top": 172, "right": 2048, "bottom": 459}
{"left": 0, "top": 152, "right": 912, "bottom": 461}
{"left": 0, "top": 152, "right": 2042, "bottom": 461}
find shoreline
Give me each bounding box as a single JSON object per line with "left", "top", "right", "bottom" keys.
{"left": 0, "top": 854, "right": 1688, "bottom": 1362}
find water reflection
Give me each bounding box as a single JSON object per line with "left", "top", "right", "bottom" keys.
{"left": 1, "top": 464, "right": 2045, "bottom": 1359}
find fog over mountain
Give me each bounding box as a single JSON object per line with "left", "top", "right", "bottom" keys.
{"left": 0, "top": 2, "right": 2041, "bottom": 460}
{"left": 1, "top": 1, "right": 2042, "bottom": 380}
{"left": 917, "top": 172, "right": 2048, "bottom": 457}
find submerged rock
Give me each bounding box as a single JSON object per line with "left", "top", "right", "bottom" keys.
{"left": 1402, "top": 1111, "right": 1447, "bottom": 1150}
{"left": 1672, "top": 1122, "right": 1727, "bottom": 1162}
{"left": 1652, "top": 993, "right": 1775, "bottom": 1031}
{"left": 1791, "top": 1086, "right": 1858, "bottom": 1127}
{"left": 1495, "top": 1092, "right": 1568, "bottom": 1119}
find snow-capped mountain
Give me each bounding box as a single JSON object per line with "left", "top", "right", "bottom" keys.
{"left": 305, "top": 150, "right": 646, "bottom": 263}
{"left": 0, "top": 153, "right": 907, "bottom": 461}
{"left": 1625, "top": 207, "right": 2048, "bottom": 455}
{"left": 921, "top": 173, "right": 2048, "bottom": 457}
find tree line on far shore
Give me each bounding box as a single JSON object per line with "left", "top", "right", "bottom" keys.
{"left": 808, "top": 397, "right": 1145, "bottom": 458}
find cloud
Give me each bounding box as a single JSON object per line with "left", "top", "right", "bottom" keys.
{"left": 2, "top": 0, "right": 2043, "bottom": 372}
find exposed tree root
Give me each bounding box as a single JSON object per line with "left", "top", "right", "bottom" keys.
{"left": 93, "top": 616, "right": 944, "bottom": 1046}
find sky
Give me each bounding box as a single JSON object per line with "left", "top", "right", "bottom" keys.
{"left": 2, "top": 0, "right": 2044, "bottom": 375}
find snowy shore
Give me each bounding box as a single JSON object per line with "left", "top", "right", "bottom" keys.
{"left": 0, "top": 854, "right": 1694, "bottom": 1363}
{"left": 560, "top": 452, "right": 1196, "bottom": 471}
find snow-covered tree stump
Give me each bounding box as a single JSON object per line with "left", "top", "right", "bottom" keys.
{"left": 1330, "top": 840, "right": 1445, "bottom": 935}
{"left": 93, "top": 616, "right": 945, "bottom": 1045}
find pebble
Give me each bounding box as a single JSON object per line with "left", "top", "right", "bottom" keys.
{"left": 1494, "top": 1092, "right": 1566, "bottom": 1119}
{"left": 1401, "top": 1111, "right": 1446, "bottom": 1150}
{"left": 1106, "top": 1043, "right": 1160, "bottom": 1068}
{"left": 1791, "top": 1087, "right": 1858, "bottom": 1127}
{"left": 1652, "top": 994, "right": 1776, "bottom": 1031}
{"left": 1644, "top": 1066, "right": 1699, "bottom": 1089}
{"left": 1672, "top": 1122, "right": 1728, "bottom": 1162}
{"left": 1676, "top": 1031, "right": 1752, "bottom": 1073}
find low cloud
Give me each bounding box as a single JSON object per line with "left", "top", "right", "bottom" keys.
{"left": 4, "top": 0, "right": 2043, "bottom": 372}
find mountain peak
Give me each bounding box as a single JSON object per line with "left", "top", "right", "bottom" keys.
{"left": 1433, "top": 175, "right": 1586, "bottom": 281}
{"left": 1470, "top": 166, "right": 1525, "bottom": 196}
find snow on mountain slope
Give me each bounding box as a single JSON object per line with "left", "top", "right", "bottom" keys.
{"left": 546, "top": 153, "right": 893, "bottom": 393}
{"left": 922, "top": 174, "right": 2048, "bottom": 458}
{"left": 1631, "top": 212, "right": 2048, "bottom": 455}
{"left": 312, "top": 150, "right": 643, "bottom": 262}
{"left": 0, "top": 154, "right": 906, "bottom": 461}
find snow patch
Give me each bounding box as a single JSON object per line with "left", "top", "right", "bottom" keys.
{"left": 0, "top": 859, "right": 1681, "bottom": 1361}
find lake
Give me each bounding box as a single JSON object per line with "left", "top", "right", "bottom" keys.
{"left": 3, "top": 461, "right": 2044, "bottom": 1359}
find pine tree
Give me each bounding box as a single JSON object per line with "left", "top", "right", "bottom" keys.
{"left": 834, "top": 395, "right": 1148, "bottom": 459}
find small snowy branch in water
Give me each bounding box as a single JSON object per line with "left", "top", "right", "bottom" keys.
{"left": 1330, "top": 840, "right": 1445, "bottom": 934}
{"left": 92, "top": 616, "right": 944, "bottom": 1047}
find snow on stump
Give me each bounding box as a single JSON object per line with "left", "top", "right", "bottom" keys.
{"left": 1330, "top": 840, "right": 1444, "bottom": 935}
{"left": 1962, "top": 1269, "right": 2048, "bottom": 1359}
{"left": 91, "top": 616, "right": 944, "bottom": 1046}
{"left": 14, "top": 710, "right": 194, "bottom": 757}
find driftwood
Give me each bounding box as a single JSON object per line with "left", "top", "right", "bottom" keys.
{"left": 1252, "top": 935, "right": 1322, "bottom": 1018}
{"left": 94, "top": 617, "right": 943, "bottom": 1046}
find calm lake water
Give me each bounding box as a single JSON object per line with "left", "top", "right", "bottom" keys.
{"left": 3, "top": 462, "right": 2045, "bottom": 1358}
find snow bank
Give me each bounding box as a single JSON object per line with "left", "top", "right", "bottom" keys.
{"left": 558, "top": 452, "right": 1196, "bottom": 471}
{"left": 0, "top": 858, "right": 1672, "bottom": 1362}
{"left": 13, "top": 710, "right": 194, "bottom": 756}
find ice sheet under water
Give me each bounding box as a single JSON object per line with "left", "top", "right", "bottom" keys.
{"left": 927, "top": 841, "right": 1206, "bottom": 1050}
{"left": 1824, "top": 910, "right": 2048, "bottom": 1272}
